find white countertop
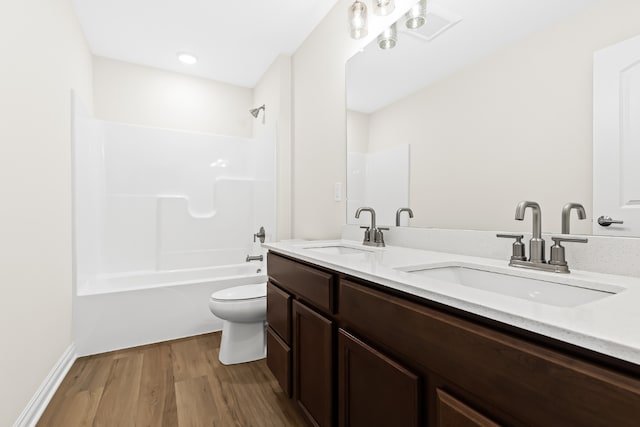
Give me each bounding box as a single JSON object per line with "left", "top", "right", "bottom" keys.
{"left": 264, "top": 239, "right": 640, "bottom": 366}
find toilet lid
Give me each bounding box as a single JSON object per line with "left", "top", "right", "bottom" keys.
{"left": 210, "top": 282, "right": 267, "bottom": 301}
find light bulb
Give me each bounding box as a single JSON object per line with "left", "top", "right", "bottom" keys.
{"left": 405, "top": 0, "right": 427, "bottom": 30}
{"left": 373, "top": 0, "right": 395, "bottom": 16}
{"left": 348, "top": 1, "right": 368, "bottom": 40}
{"left": 377, "top": 23, "right": 398, "bottom": 50}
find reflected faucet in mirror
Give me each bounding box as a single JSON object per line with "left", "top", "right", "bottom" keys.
{"left": 396, "top": 207, "right": 414, "bottom": 226}
{"left": 561, "top": 203, "right": 586, "bottom": 234}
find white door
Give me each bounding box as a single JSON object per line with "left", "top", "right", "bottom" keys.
{"left": 593, "top": 34, "right": 640, "bottom": 236}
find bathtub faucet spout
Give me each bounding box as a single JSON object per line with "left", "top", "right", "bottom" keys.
{"left": 246, "top": 254, "right": 264, "bottom": 262}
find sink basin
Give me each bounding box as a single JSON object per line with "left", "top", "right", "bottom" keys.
{"left": 302, "top": 245, "right": 374, "bottom": 255}
{"left": 399, "top": 265, "right": 622, "bottom": 307}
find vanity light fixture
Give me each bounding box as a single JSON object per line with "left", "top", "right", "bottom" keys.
{"left": 177, "top": 52, "right": 198, "bottom": 65}
{"left": 348, "top": 1, "right": 368, "bottom": 39}
{"left": 377, "top": 23, "right": 398, "bottom": 49}
{"left": 373, "top": 0, "right": 395, "bottom": 16}
{"left": 405, "top": 0, "right": 427, "bottom": 29}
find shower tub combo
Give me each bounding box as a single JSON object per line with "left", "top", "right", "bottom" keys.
{"left": 72, "top": 95, "right": 275, "bottom": 356}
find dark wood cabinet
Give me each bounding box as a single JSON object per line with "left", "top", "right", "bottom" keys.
{"left": 268, "top": 252, "right": 334, "bottom": 314}
{"left": 436, "top": 389, "right": 500, "bottom": 427}
{"left": 266, "top": 252, "right": 640, "bottom": 427}
{"left": 338, "top": 278, "right": 640, "bottom": 426}
{"left": 266, "top": 327, "right": 291, "bottom": 397}
{"left": 338, "top": 329, "right": 420, "bottom": 427}
{"left": 267, "top": 281, "right": 291, "bottom": 344}
{"left": 293, "top": 300, "right": 333, "bottom": 427}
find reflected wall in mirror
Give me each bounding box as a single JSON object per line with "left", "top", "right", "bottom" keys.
{"left": 346, "top": 0, "right": 640, "bottom": 236}
{"left": 347, "top": 138, "right": 410, "bottom": 227}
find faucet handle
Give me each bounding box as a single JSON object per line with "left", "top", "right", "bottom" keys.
{"left": 373, "top": 227, "right": 388, "bottom": 246}
{"left": 253, "top": 226, "right": 266, "bottom": 243}
{"left": 551, "top": 236, "right": 588, "bottom": 244}
{"left": 549, "top": 236, "right": 588, "bottom": 267}
{"left": 359, "top": 226, "right": 371, "bottom": 244}
{"left": 496, "top": 234, "right": 526, "bottom": 261}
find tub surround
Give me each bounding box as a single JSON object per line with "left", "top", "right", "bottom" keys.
{"left": 264, "top": 237, "right": 640, "bottom": 366}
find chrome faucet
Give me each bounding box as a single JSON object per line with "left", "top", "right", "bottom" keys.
{"left": 561, "top": 203, "right": 586, "bottom": 234}
{"left": 355, "top": 207, "right": 388, "bottom": 247}
{"left": 515, "top": 201, "right": 545, "bottom": 263}
{"left": 356, "top": 207, "right": 376, "bottom": 230}
{"left": 246, "top": 254, "right": 263, "bottom": 262}
{"left": 499, "top": 201, "right": 587, "bottom": 273}
{"left": 395, "top": 207, "right": 414, "bottom": 226}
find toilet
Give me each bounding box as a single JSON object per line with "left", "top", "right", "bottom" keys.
{"left": 208, "top": 282, "right": 267, "bottom": 365}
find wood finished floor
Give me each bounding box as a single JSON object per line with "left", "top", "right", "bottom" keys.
{"left": 37, "top": 332, "right": 307, "bottom": 427}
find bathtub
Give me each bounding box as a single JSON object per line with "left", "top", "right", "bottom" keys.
{"left": 73, "top": 263, "right": 267, "bottom": 356}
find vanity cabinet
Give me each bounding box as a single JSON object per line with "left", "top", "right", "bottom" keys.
{"left": 267, "top": 253, "right": 335, "bottom": 426}
{"left": 266, "top": 252, "right": 640, "bottom": 427}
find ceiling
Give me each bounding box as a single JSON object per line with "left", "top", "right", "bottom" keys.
{"left": 73, "top": 0, "right": 340, "bottom": 88}
{"left": 347, "top": 0, "right": 602, "bottom": 113}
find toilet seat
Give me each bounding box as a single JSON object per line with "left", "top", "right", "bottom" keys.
{"left": 210, "top": 283, "right": 266, "bottom": 302}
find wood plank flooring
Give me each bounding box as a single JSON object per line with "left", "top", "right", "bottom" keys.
{"left": 37, "top": 332, "right": 307, "bottom": 426}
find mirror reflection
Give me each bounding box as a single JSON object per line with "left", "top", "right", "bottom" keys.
{"left": 346, "top": 0, "right": 640, "bottom": 236}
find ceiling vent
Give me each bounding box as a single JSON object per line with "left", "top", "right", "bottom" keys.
{"left": 402, "top": 4, "right": 462, "bottom": 42}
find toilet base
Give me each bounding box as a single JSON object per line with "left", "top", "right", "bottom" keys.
{"left": 218, "top": 320, "right": 266, "bottom": 365}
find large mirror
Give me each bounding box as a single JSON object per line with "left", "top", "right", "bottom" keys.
{"left": 346, "top": 0, "right": 640, "bottom": 236}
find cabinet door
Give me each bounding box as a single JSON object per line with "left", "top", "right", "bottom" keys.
{"left": 436, "top": 389, "right": 501, "bottom": 427}
{"left": 293, "top": 300, "right": 333, "bottom": 427}
{"left": 338, "top": 329, "right": 420, "bottom": 427}
{"left": 267, "top": 327, "right": 291, "bottom": 397}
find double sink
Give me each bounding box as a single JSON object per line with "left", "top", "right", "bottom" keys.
{"left": 298, "top": 244, "right": 623, "bottom": 308}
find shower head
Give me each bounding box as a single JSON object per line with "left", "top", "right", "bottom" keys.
{"left": 250, "top": 104, "right": 265, "bottom": 118}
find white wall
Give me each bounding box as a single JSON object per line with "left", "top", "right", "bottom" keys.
{"left": 253, "top": 55, "right": 293, "bottom": 241}
{"left": 93, "top": 56, "right": 254, "bottom": 137}
{"left": 292, "top": 0, "right": 416, "bottom": 239}
{"left": 366, "top": 0, "right": 640, "bottom": 234}
{"left": 0, "top": 0, "right": 93, "bottom": 425}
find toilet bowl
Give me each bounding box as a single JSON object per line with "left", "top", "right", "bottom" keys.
{"left": 208, "top": 282, "right": 267, "bottom": 365}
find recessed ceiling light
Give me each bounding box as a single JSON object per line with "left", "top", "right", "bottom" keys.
{"left": 177, "top": 52, "right": 198, "bottom": 65}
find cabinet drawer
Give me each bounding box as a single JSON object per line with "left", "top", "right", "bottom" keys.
{"left": 267, "top": 281, "right": 291, "bottom": 344}
{"left": 338, "top": 279, "right": 640, "bottom": 426}
{"left": 268, "top": 252, "right": 334, "bottom": 314}
{"left": 267, "top": 327, "right": 291, "bottom": 397}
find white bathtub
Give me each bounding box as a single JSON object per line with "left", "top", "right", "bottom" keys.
{"left": 73, "top": 263, "right": 267, "bottom": 356}
{"left": 79, "top": 263, "right": 264, "bottom": 295}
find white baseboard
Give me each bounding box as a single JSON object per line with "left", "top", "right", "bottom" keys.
{"left": 13, "top": 343, "right": 77, "bottom": 427}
